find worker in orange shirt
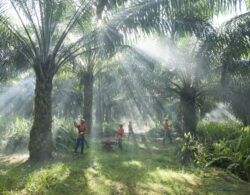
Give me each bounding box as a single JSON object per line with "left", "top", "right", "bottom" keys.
{"left": 116, "top": 124, "right": 124, "bottom": 150}
{"left": 128, "top": 121, "right": 135, "bottom": 141}
{"left": 163, "top": 118, "right": 172, "bottom": 144}
{"left": 74, "top": 119, "right": 88, "bottom": 154}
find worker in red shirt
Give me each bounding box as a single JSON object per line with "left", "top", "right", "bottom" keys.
{"left": 116, "top": 124, "right": 124, "bottom": 150}
{"left": 163, "top": 118, "right": 172, "bottom": 144}
{"left": 128, "top": 121, "right": 135, "bottom": 141}
{"left": 74, "top": 119, "right": 88, "bottom": 154}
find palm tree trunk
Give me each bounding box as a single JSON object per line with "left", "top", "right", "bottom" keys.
{"left": 181, "top": 97, "right": 197, "bottom": 136}
{"left": 29, "top": 75, "right": 53, "bottom": 161}
{"left": 243, "top": 116, "right": 249, "bottom": 127}
{"left": 96, "top": 80, "right": 104, "bottom": 124}
{"left": 82, "top": 72, "right": 94, "bottom": 133}
{"left": 95, "top": 81, "right": 104, "bottom": 137}
{"left": 106, "top": 103, "right": 112, "bottom": 122}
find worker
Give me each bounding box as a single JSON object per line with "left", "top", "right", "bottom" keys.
{"left": 116, "top": 124, "right": 124, "bottom": 150}
{"left": 128, "top": 121, "right": 135, "bottom": 141}
{"left": 74, "top": 119, "right": 88, "bottom": 154}
{"left": 163, "top": 118, "right": 172, "bottom": 144}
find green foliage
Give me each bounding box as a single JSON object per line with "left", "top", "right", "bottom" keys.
{"left": 0, "top": 117, "right": 80, "bottom": 154}
{"left": 228, "top": 75, "right": 250, "bottom": 126}
{"left": 52, "top": 70, "right": 81, "bottom": 118}
{"left": 0, "top": 20, "right": 29, "bottom": 82}
{"left": 195, "top": 121, "right": 250, "bottom": 181}
{"left": 102, "top": 121, "right": 119, "bottom": 137}
{"left": 146, "top": 121, "right": 164, "bottom": 138}
{"left": 197, "top": 120, "right": 240, "bottom": 143}
{"left": 179, "top": 121, "right": 250, "bottom": 181}
{"left": 53, "top": 117, "right": 78, "bottom": 152}
{"left": 0, "top": 115, "right": 14, "bottom": 137}
{"left": 2, "top": 117, "right": 31, "bottom": 154}
{"left": 178, "top": 132, "right": 202, "bottom": 165}
{"left": 1, "top": 138, "right": 250, "bottom": 194}
{"left": 205, "top": 127, "right": 250, "bottom": 181}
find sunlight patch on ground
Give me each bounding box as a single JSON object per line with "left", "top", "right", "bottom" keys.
{"left": 7, "top": 163, "right": 72, "bottom": 195}
{"left": 150, "top": 168, "right": 200, "bottom": 183}
{"left": 146, "top": 182, "right": 170, "bottom": 194}
{"left": 143, "top": 168, "right": 201, "bottom": 194}
{"left": 123, "top": 160, "right": 142, "bottom": 168}
{"left": 0, "top": 154, "right": 28, "bottom": 165}
{"left": 28, "top": 163, "right": 70, "bottom": 183}
{"left": 1, "top": 148, "right": 250, "bottom": 194}
{"left": 151, "top": 146, "right": 160, "bottom": 151}
{"left": 86, "top": 167, "right": 126, "bottom": 194}
{"left": 138, "top": 143, "right": 146, "bottom": 149}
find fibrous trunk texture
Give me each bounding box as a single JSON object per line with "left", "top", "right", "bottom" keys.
{"left": 29, "top": 75, "right": 53, "bottom": 161}
{"left": 82, "top": 72, "right": 94, "bottom": 133}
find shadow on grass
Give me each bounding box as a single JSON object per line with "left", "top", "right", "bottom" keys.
{"left": 1, "top": 138, "right": 250, "bottom": 195}
{"left": 0, "top": 152, "right": 92, "bottom": 194}
{"left": 86, "top": 139, "right": 250, "bottom": 194}
{"left": 88, "top": 139, "right": 188, "bottom": 194}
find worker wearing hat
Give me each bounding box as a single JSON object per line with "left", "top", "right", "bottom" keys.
{"left": 74, "top": 119, "right": 88, "bottom": 154}
{"left": 163, "top": 118, "right": 172, "bottom": 144}
{"left": 116, "top": 123, "right": 124, "bottom": 150}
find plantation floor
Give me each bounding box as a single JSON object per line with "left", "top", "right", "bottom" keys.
{"left": 0, "top": 138, "right": 249, "bottom": 195}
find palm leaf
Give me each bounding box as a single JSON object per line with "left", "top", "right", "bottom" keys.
{"left": 101, "top": 0, "right": 245, "bottom": 45}
{"left": 206, "top": 156, "right": 233, "bottom": 167}
{"left": 243, "top": 155, "right": 250, "bottom": 167}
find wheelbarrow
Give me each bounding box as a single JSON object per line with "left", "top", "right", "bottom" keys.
{"left": 101, "top": 140, "right": 117, "bottom": 150}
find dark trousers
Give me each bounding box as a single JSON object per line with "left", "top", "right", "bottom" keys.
{"left": 128, "top": 131, "right": 135, "bottom": 141}
{"left": 75, "top": 137, "right": 85, "bottom": 153}
{"left": 118, "top": 139, "right": 123, "bottom": 150}
{"left": 163, "top": 131, "right": 172, "bottom": 144}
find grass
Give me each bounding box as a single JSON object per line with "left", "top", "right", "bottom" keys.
{"left": 0, "top": 137, "right": 250, "bottom": 195}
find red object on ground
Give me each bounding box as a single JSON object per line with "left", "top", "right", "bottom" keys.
{"left": 102, "top": 140, "right": 117, "bottom": 144}
{"left": 101, "top": 140, "right": 117, "bottom": 150}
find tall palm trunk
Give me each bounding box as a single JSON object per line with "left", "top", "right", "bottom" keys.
{"left": 82, "top": 72, "right": 94, "bottom": 133}
{"left": 243, "top": 116, "right": 250, "bottom": 127}
{"left": 181, "top": 96, "right": 197, "bottom": 136}
{"left": 29, "top": 73, "right": 53, "bottom": 161}
{"left": 105, "top": 102, "right": 112, "bottom": 122}
{"left": 96, "top": 88, "right": 104, "bottom": 122}
{"left": 95, "top": 80, "right": 104, "bottom": 136}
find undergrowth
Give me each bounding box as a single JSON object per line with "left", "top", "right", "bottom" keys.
{"left": 0, "top": 138, "right": 250, "bottom": 195}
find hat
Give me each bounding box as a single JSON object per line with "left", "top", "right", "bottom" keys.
{"left": 164, "top": 118, "right": 168, "bottom": 121}
{"left": 81, "top": 119, "right": 85, "bottom": 123}
{"left": 119, "top": 123, "right": 123, "bottom": 126}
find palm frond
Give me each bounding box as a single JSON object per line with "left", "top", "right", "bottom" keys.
{"left": 100, "top": 0, "right": 242, "bottom": 49}
{"left": 0, "top": 0, "right": 7, "bottom": 17}
{"left": 96, "top": 0, "right": 129, "bottom": 18}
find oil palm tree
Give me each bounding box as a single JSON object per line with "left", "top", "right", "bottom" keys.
{"left": 203, "top": 12, "right": 250, "bottom": 125}
{"left": 122, "top": 34, "right": 217, "bottom": 136}
{"left": 73, "top": 49, "right": 98, "bottom": 133}
{"left": 4, "top": 0, "right": 95, "bottom": 161}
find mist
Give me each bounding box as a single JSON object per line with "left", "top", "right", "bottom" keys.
{"left": 0, "top": 76, "right": 34, "bottom": 117}
{"left": 204, "top": 103, "right": 236, "bottom": 123}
